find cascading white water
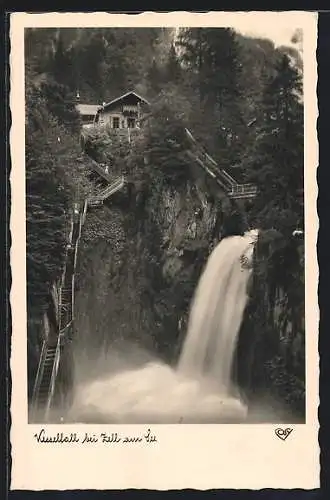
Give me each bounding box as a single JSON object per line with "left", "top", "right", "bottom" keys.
{"left": 67, "top": 230, "right": 258, "bottom": 424}
{"left": 178, "top": 230, "right": 258, "bottom": 394}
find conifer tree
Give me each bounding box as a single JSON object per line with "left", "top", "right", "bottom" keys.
{"left": 248, "top": 54, "right": 304, "bottom": 233}
{"left": 41, "top": 79, "right": 81, "bottom": 136}
{"left": 141, "top": 93, "right": 191, "bottom": 184}
{"left": 165, "top": 43, "right": 182, "bottom": 84}
{"left": 176, "top": 28, "right": 246, "bottom": 166}
{"left": 51, "top": 31, "right": 75, "bottom": 89}
{"left": 147, "top": 58, "right": 162, "bottom": 96}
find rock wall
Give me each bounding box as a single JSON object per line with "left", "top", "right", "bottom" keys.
{"left": 73, "top": 157, "right": 245, "bottom": 369}
{"left": 235, "top": 229, "right": 305, "bottom": 419}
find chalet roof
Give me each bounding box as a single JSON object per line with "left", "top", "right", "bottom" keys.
{"left": 76, "top": 104, "right": 101, "bottom": 116}
{"left": 99, "top": 91, "right": 150, "bottom": 112}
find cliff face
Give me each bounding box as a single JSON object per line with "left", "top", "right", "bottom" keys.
{"left": 73, "top": 162, "right": 236, "bottom": 368}
{"left": 236, "top": 229, "right": 305, "bottom": 419}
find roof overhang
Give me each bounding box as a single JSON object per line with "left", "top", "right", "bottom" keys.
{"left": 99, "top": 91, "right": 150, "bottom": 113}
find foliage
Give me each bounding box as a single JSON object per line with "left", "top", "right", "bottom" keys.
{"left": 25, "top": 68, "right": 95, "bottom": 315}
{"left": 247, "top": 54, "right": 304, "bottom": 233}
{"left": 25, "top": 27, "right": 165, "bottom": 104}
{"left": 176, "top": 27, "right": 246, "bottom": 167}
{"left": 83, "top": 126, "right": 133, "bottom": 175}
{"left": 138, "top": 93, "right": 192, "bottom": 185}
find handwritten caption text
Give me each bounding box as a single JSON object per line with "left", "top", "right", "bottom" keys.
{"left": 34, "top": 428, "right": 158, "bottom": 445}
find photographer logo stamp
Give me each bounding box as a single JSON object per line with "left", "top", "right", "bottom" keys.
{"left": 275, "top": 428, "right": 293, "bottom": 441}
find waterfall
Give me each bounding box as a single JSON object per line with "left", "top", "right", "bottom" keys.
{"left": 67, "top": 230, "right": 259, "bottom": 424}
{"left": 178, "top": 230, "right": 258, "bottom": 394}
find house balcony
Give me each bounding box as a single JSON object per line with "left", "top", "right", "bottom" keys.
{"left": 122, "top": 105, "right": 139, "bottom": 114}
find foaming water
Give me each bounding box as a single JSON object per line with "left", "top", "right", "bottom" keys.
{"left": 69, "top": 231, "right": 258, "bottom": 423}
{"left": 178, "top": 230, "right": 257, "bottom": 391}
{"left": 69, "top": 360, "right": 248, "bottom": 423}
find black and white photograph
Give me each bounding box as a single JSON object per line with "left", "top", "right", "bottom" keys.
{"left": 9, "top": 10, "right": 319, "bottom": 491}
{"left": 24, "top": 23, "right": 307, "bottom": 426}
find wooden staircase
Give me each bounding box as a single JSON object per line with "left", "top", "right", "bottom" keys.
{"left": 31, "top": 165, "right": 125, "bottom": 421}
{"left": 88, "top": 159, "right": 114, "bottom": 183}
{"left": 38, "top": 346, "right": 57, "bottom": 406}
{"left": 31, "top": 202, "right": 85, "bottom": 422}
{"left": 185, "top": 128, "right": 257, "bottom": 200}
{"left": 31, "top": 339, "right": 61, "bottom": 421}
{"left": 88, "top": 176, "right": 125, "bottom": 207}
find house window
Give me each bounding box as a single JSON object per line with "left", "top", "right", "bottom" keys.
{"left": 113, "top": 117, "right": 120, "bottom": 128}
{"left": 127, "top": 118, "right": 136, "bottom": 129}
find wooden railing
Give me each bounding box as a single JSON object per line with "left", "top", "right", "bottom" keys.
{"left": 31, "top": 200, "right": 86, "bottom": 421}
{"left": 184, "top": 128, "right": 257, "bottom": 200}
{"left": 88, "top": 176, "right": 125, "bottom": 206}
{"left": 227, "top": 184, "right": 258, "bottom": 199}
{"left": 88, "top": 159, "right": 114, "bottom": 182}
{"left": 31, "top": 162, "right": 126, "bottom": 421}
{"left": 44, "top": 335, "right": 62, "bottom": 421}
{"left": 31, "top": 340, "right": 48, "bottom": 408}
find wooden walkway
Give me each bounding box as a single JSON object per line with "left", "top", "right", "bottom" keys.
{"left": 184, "top": 128, "right": 257, "bottom": 200}
{"left": 31, "top": 170, "right": 125, "bottom": 422}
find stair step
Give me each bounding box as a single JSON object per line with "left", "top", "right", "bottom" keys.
{"left": 39, "top": 389, "right": 50, "bottom": 394}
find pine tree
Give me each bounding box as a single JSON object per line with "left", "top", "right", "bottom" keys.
{"left": 248, "top": 54, "right": 304, "bottom": 233}
{"left": 141, "top": 93, "right": 191, "bottom": 185}
{"left": 176, "top": 28, "right": 206, "bottom": 102}
{"left": 177, "top": 28, "right": 246, "bottom": 166}
{"left": 165, "top": 43, "right": 181, "bottom": 84}
{"left": 147, "top": 58, "right": 162, "bottom": 96}
{"left": 40, "top": 78, "right": 81, "bottom": 136}
{"left": 50, "top": 31, "right": 76, "bottom": 89}
{"left": 25, "top": 28, "right": 58, "bottom": 75}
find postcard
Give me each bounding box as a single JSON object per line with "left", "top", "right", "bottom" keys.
{"left": 10, "top": 10, "right": 319, "bottom": 490}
